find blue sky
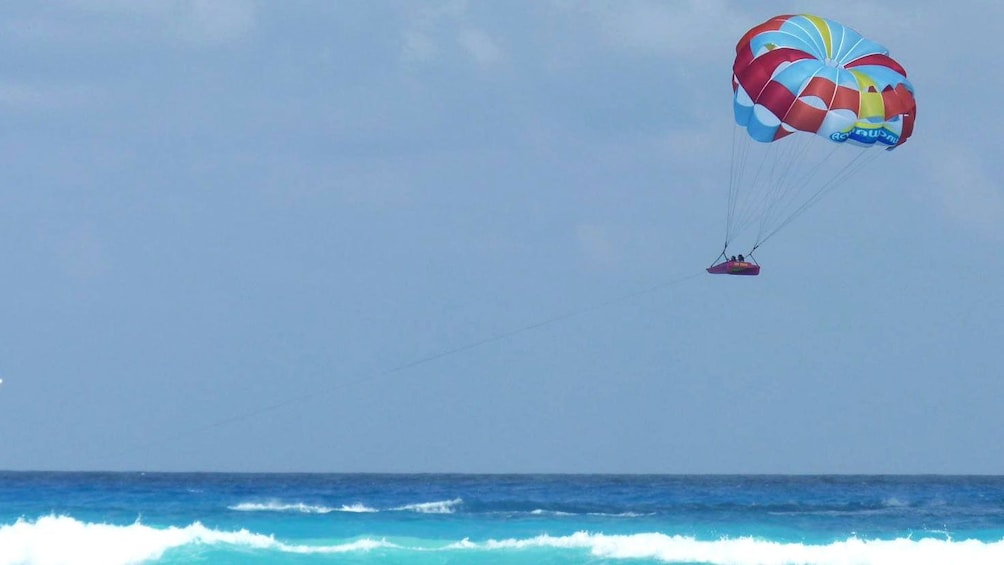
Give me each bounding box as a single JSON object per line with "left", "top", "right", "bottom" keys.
{"left": 0, "top": 1, "right": 1001, "bottom": 473}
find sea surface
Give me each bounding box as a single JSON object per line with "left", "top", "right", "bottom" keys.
{"left": 1, "top": 473, "right": 1004, "bottom": 564}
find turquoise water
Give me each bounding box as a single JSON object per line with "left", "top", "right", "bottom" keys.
{"left": 2, "top": 473, "right": 1004, "bottom": 564}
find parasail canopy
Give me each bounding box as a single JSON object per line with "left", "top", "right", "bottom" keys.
{"left": 733, "top": 14, "right": 916, "bottom": 149}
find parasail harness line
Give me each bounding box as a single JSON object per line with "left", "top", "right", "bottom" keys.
{"left": 709, "top": 241, "right": 759, "bottom": 268}
{"left": 710, "top": 242, "right": 729, "bottom": 268}
{"left": 720, "top": 14, "right": 916, "bottom": 268}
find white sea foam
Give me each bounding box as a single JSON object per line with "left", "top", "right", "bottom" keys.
{"left": 882, "top": 497, "right": 910, "bottom": 507}
{"left": 229, "top": 501, "right": 334, "bottom": 514}
{"left": 451, "top": 531, "right": 1004, "bottom": 564}
{"left": 0, "top": 515, "right": 395, "bottom": 565}
{"left": 0, "top": 515, "right": 276, "bottom": 565}
{"left": 392, "top": 498, "right": 463, "bottom": 514}
{"left": 337, "top": 503, "right": 380, "bottom": 513}
{"left": 526, "top": 508, "right": 647, "bottom": 517}
{"left": 530, "top": 509, "right": 575, "bottom": 516}
{"left": 5, "top": 516, "right": 1004, "bottom": 565}
{"left": 229, "top": 497, "right": 468, "bottom": 515}
{"left": 229, "top": 501, "right": 378, "bottom": 513}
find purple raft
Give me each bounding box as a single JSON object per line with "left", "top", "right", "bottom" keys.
{"left": 707, "top": 260, "right": 760, "bottom": 276}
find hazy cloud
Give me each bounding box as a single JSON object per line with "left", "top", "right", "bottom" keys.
{"left": 458, "top": 28, "right": 504, "bottom": 67}
{"left": 6, "top": 0, "right": 256, "bottom": 45}
{"left": 175, "top": 0, "right": 257, "bottom": 45}
{"left": 0, "top": 81, "right": 99, "bottom": 112}
{"left": 931, "top": 149, "right": 1004, "bottom": 242}
{"left": 399, "top": 1, "right": 506, "bottom": 69}
{"left": 56, "top": 0, "right": 173, "bottom": 16}
{"left": 402, "top": 29, "right": 439, "bottom": 64}
{"left": 400, "top": 1, "right": 467, "bottom": 65}
{"left": 564, "top": 0, "right": 748, "bottom": 60}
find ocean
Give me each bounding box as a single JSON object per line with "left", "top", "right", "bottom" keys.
{"left": 1, "top": 473, "right": 1003, "bottom": 564}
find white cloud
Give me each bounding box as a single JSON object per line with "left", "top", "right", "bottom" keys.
{"left": 399, "top": 1, "right": 506, "bottom": 69}
{"left": 176, "top": 0, "right": 257, "bottom": 45}
{"left": 400, "top": 1, "right": 467, "bottom": 65}
{"left": 402, "top": 30, "right": 439, "bottom": 64}
{"left": 458, "top": 28, "right": 504, "bottom": 67}
{"left": 560, "top": 0, "right": 748, "bottom": 61}
{"left": 0, "top": 83, "right": 52, "bottom": 110}
{"left": 56, "top": 0, "right": 173, "bottom": 16}
{"left": 8, "top": 0, "right": 257, "bottom": 45}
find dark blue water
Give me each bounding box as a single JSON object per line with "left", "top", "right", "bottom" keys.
{"left": 2, "top": 473, "right": 1003, "bottom": 564}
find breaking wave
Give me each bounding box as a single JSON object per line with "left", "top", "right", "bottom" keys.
{"left": 391, "top": 498, "right": 463, "bottom": 514}
{"left": 0, "top": 515, "right": 394, "bottom": 565}
{"left": 450, "top": 531, "right": 1004, "bottom": 564}
{"left": 4, "top": 516, "right": 1004, "bottom": 565}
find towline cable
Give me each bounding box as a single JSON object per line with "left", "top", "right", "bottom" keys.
{"left": 113, "top": 270, "right": 706, "bottom": 461}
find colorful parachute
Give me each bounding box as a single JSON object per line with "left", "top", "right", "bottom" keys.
{"left": 714, "top": 14, "right": 916, "bottom": 269}
{"left": 734, "top": 14, "right": 916, "bottom": 148}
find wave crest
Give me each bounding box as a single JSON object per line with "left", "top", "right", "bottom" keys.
{"left": 229, "top": 501, "right": 377, "bottom": 514}
{"left": 0, "top": 515, "right": 279, "bottom": 565}
{"left": 460, "top": 532, "right": 1004, "bottom": 564}
{"left": 392, "top": 498, "right": 463, "bottom": 514}
{"left": 0, "top": 515, "right": 398, "bottom": 564}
